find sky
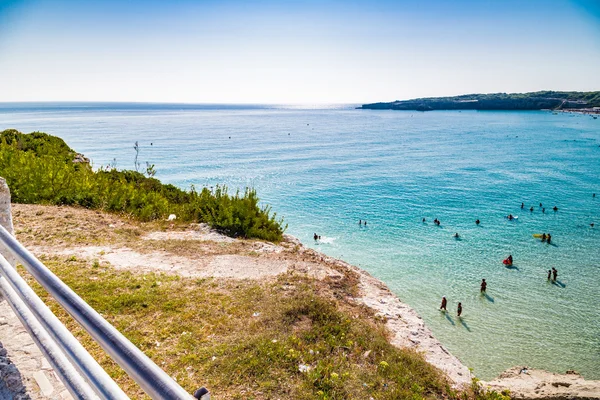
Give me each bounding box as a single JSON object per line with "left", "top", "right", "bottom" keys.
{"left": 0, "top": 0, "right": 599, "bottom": 104}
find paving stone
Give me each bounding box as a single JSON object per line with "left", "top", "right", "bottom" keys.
{"left": 33, "top": 371, "right": 54, "bottom": 397}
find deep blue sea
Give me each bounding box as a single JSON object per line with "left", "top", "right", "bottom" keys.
{"left": 2, "top": 103, "right": 599, "bottom": 380}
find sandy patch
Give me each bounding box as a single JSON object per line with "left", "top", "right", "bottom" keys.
{"left": 142, "top": 224, "right": 236, "bottom": 243}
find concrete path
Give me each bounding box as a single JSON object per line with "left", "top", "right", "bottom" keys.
{"left": 0, "top": 294, "right": 72, "bottom": 400}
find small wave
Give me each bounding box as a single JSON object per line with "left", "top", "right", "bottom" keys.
{"left": 318, "top": 236, "right": 336, "bottom": 244}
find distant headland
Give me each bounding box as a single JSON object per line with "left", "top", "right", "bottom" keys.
{"left": 359, "top": 91, "right": 600, "bottom": 112}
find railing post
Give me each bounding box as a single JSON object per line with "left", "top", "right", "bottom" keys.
{"left": 0, "top": 177, "right": 15, "bottom": 266}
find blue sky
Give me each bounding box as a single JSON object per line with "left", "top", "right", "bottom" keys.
{"left": 0, "top": 0, "right": 599, "bottom": 103}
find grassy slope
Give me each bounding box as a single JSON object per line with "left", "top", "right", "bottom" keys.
{"left": 12, "top": 205, "right": 507, "bottom": 399}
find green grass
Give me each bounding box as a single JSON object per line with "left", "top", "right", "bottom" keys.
{"left": 0, "top": 129, "right": 285, "bottom": 241}
{"left": 25, "top": 257, "right": 464, "bottom": 399}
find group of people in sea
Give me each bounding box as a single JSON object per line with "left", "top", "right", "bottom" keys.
{"left": 521, "top": 202, "right": 558, "bottom": 213}
{"left": 433, "top": 197, "right": 583, "bottom": 319}
{"left": 547, "top": 267, "right": 558, "bottom": 281}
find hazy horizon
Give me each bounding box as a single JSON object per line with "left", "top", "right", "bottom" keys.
{"left": 1, "top": 0, "right": 599, "bottom": 103}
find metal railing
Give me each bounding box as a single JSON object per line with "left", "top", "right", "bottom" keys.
{"left": 0, "top": 224, "right": 210, "bottom": 400}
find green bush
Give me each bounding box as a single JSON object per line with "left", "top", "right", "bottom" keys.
{"left": 0, "top": 130, "right": 286, "bottom": 241}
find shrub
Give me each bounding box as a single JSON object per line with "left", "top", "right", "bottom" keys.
{"left": 0, "top": 130, "right": 286, "bottom": 241}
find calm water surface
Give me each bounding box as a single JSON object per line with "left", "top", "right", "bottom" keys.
{"left": 2, "top": 103, "right": 599, "bottom": 380}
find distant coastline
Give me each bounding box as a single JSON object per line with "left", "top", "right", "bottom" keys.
{"left": 359, "top": 91, "right": 600, "bottom": 112}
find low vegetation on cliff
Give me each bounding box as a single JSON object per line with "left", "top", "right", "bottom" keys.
{"left": 360, "top": 91, "right": 600, "bottom": 111}
{"left": 0, "top": 129, "right": 285, "bottom": 241}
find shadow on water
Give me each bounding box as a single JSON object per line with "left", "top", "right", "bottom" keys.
{"left": 444, "top": 311, "right": 456, "bottom": 326}
{"left": 552, "top": 280, "right": 566, "bottom": 288}
{"left": 504, "top": 264, "right": 520, "bottom": 271}
{"left": 458, "top": 317, "right": 471, "bottom": 332}
{"left": 481, "top": 292, "right": 495, "bottom": 302}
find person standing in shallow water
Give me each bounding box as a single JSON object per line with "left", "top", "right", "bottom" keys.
{"left": 547, "top": 270, "right": 552, "bottom": 280}
{"left": 440, "top": 296, "right": 447, "bottom": 311}
{"left": 552, "top": 267, "right": 558, "bottom": 281}
{"left": 480, "top": 279, "right": 487, "bottom": 293}
{"left": 457, "top": 302, "right": 462, "bottom": 317}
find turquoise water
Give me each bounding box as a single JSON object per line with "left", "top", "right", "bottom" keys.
{"left": 1, "top": 104, "right": 599, "bottom": 380}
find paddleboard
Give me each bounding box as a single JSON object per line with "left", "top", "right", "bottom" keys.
{"left": 533, "top": 234, "right": 544, "bottom": 238}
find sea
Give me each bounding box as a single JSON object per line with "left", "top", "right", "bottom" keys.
{"left": 1, "top": 103, "right": 599, "bottom": 380}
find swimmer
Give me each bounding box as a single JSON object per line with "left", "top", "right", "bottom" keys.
{"left": 457, "top": 302, "right": 462, "bottom": 317}
{"left": 440, "top": 296, "right": 447, "bottom": 311}
{"left": 546, "top": 233, "right": 552, "bottom": 243}
{"left": 507, "top": 214, "right": 514, "bottom": 220}
{"left": 539, "top": 203, "right": 543, "bottom": 207}
{"left": 530, "top": 206, "right": 534, "bottom": 212}
{"left": 422, "top": 218, "right": 426, "bottom": 223}
{"left": 313, "top": 233, "right": 318, "bottom": 241}
{"left": 454, "top": 232, "right": 460, "bottom": 238}
{"left": 547, "top": 270, "right": 552, "bottom": 280}
{"left": 542, "top": 208, "right": 545, "bottom": 213}
{"left": 553, "top": 206, "right": 558, "bottom": 211}
{"left": 541, "top": 233, "right": 547, "bottom": 241}
{"left": 552, "top": 267, "right": 558, "bottom": 281}
{"left": 591, "top": 223, "right": 595, "bottom": 228}
{"left": 476, "top": 219, "right": 480, "bottom": 225}
{"left": 359, "top": 219, "right": 362, "bottom": 225}
{"left": 480, "top": 279, "right": 487, "bottom": 293}
{"left": 364, "top": 221, "right": 367, "bottom": 226}
{"left": 508, "top": 254, "right": 513, "bottom": 264}
{"left": 521, "top": 202, "right": 524, "bottom": 209}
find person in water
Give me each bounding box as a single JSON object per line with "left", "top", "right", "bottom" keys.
{"left": 480, "top": 279, "right": 487, "bottom": 292}
{"left": 359, "top": 219, "right": 362, "bottom": 225}
{"left": 553, "top": 206, "right": 558, "bottom": 211}
{"left": 539, "top": 203, "right": 543, "bottom": 207}
{"left": 507, "top": 214, "right": 514, "bottom": 220}
{"left": 542, "top": 208, "right": 545, "bottom": 213}
{"left": 422, "top": 218, "right": 426, "bottom": 223}
{"left": 530, "top": 206, "right": 534, "bottom": 212}
{"left": 521, "top": 202, "right": 524, "bottom": 209}
{"left": 454, "top": 232, "right": 460, "bottom": 238}
{"left": 547, "top": 270, "right": 552, "bottom": 280}
{"left": 546, "top": 233, "right": 552, "bottom": 243}
{"left": 508, "top": 255, "right": 513, "bottom": 264}
{"left": 313, "top": 233, "right": 318, "bottom": 241}
{"left": 476, "top": 219, "right": 480, "bottom": 225}
{"left": 552, "top": 267, "right": 558, "bottom": 281}
{"left": 457, "top": 302, "right": 462, "bottom": 317}
{"left": 440, "top": 296, "right": 447, "bottom": 311}
{"left": 541, "top": 233, "right": 547, "bottom": 241}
